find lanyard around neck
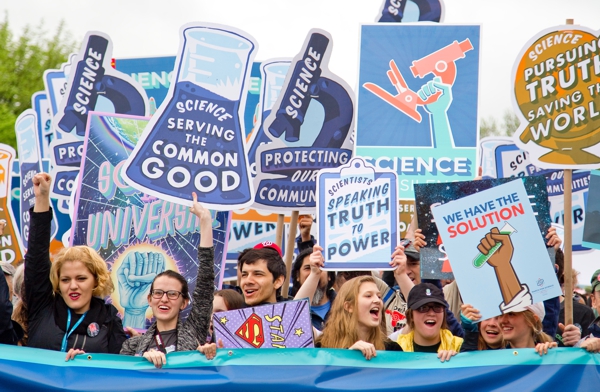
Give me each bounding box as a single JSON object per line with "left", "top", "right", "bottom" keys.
{"left": 61, "top": 308, "right": 88, "bottom": 352}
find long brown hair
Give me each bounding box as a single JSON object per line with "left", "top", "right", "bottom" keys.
{"left": 318, "top": 276, "right": 387, "bottom": 350}
{"left": 523, "top": 310, "right": 553, "bottom": 344}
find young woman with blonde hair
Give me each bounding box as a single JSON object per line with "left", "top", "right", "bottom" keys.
{"left": 317, "top": 275, "right": 400, "bottom": 359}
{"left": 25, "top": 173, "right": 126, "bottom": 360}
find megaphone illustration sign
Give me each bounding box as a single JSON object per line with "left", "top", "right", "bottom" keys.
{"left": 512, "top": 25, "right": 600, "bottom": 169}
{"left": 253, "top": 29, "right": 355, "bottom": 213}
{"left": 50, "top": 31, "right": 149, "bottom": 199}
{"left": 121, "top": 23, "right": 258, "bottom": 210}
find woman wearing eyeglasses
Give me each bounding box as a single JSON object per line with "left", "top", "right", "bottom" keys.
{"left": 396, "top": 283, "right": 463, "bottom": 362}
{"left": 120, "top": 193, "right": 214, "bottom": 368}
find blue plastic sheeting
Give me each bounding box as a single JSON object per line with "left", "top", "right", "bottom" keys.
{"left": 0, "top": 345, "right": 598, "bottom": 391}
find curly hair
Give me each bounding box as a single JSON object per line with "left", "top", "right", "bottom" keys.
{"left": 50, "top": 246, "right": 114, "bottom": 298}
{"left": 523, "top": 309, "right": 554, "bottom": 344}
{"left": 318, "top": 276, "right": 388, "bottom": 351}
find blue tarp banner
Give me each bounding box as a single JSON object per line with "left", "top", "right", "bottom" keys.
{"left": 0, "top": 345, "right": 598, "bottom": 391}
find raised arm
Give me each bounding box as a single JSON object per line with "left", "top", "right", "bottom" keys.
{"left": 24, "top": 173, "right": 53, "bottom": 321}
{"left": 179, "top": 192, "right": 215, "bottom": 349}
{"left": 294, "top": 245, "right": 324, "bottom": 303}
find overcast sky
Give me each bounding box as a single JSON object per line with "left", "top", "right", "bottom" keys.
{"left": 4, "top": 0, "right": 600, "bottom": 281}
{"left": 4, "top": 0, "right": 600, "bottom": 121}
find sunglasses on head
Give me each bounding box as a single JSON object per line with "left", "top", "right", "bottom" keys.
{"left": 415, "top": 304, "right": 444, "bottom": 313}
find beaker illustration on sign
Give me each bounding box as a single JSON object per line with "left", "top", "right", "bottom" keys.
{"left": 122, "top": 24, "right": 258, "bottom": 209}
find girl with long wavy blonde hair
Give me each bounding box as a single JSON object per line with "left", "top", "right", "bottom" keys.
{"left": 318, "top": 276, "right": 400, "bottom": 359}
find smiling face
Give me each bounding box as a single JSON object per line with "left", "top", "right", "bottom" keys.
{"left": 241, "top": 259, "right": 284, "bottom": 306}
{"left": 480, "top": 316, "right": 503, "bottom": 348}
{"left": 350, "top": 282, "right": 382, "bottom": 331}
{"left": 499, "top": 311, "right": 533, "bottom": 348}
{"left": 412, "top": 303, "right": 445, "bottom": 345}
{"left": 59, "top": 261, "right": 97, "bottom": 314}
{"left": 148, "top": 276, "right": 188, "bottom": 330}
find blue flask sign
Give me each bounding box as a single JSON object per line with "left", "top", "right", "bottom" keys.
{"left": 122, "top": 23, "right": 258, "bottom": 210}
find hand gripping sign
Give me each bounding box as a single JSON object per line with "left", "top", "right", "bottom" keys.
{"left": 15, "top": 110, "right": 43, "bottom": 250}
{"left": 317, "top": 157, "right": 398, "bottom": 270}
{"left": 253, "top": 29, "right": 355, "bottom": 212}
{"left": 49, "top": 32, "right": 149, "bottom": 199}
{"left": 512, "top": 25, "right": 600, "bottom": 169}
{"left": 121, "top": 23, "right": 258, "bottom": 210}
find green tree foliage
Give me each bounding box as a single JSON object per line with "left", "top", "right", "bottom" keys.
{"left": 0, "top": 15, "right": 76, "bottom": 150}
{"left": 480, "top": 109, "right": 520, "bottom": 139}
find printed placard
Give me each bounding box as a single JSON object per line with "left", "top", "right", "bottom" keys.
{"left": 377, "top": 0, "right": 445, "bottom": 22}
{"left": 317, "top": 157, "right": 397, "bottom": 270}
{"left": 582, "top": 170, "right": 600, "bottom": 249}
{"left": 121, "top": 23, "right": 257, "bottom": 210}
{"left": 43, "top": 53, "right": 76, "bottom": 120}
{"left": 213, "top": 299, "right": 314, "bottom": 349}
{"left": 513, "top": 25, "right": 600, "bottom": 169}
{"left": 431, "top": 180, "right": 561, "bottom": 319}
{"left": 31, "top": 92, "right": 53, "bottom": 159}
{"left": 253, "top": 29, "right": 355, "bottom": 212}
{"left": 414, "top": 176, "right": 552, "bottom": 280}
{"left": 480, "top": 137, "right": 590, "bottom": 251}
{"left": 0, "top": 145, "right": 24, "bottom": 264}
{"left": 246, "top": 59, "right": 291, "bottom": 177}
{"left": 15, "top": 110, "right": 43, "bottom": 250}
{"left": 357, "top": 24, "right": 480, "bottom": 200}
{"left": 50, "top": 31, "right": 149, "bottom": 200}
{"left": 71, "top": 113, "right": 230, "bottom": 329}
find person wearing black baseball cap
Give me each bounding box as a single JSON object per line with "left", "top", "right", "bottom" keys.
{"left": 396, "top": 283, "right": 463, "bottom": 362}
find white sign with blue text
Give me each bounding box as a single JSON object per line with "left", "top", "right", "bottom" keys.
{"left": 317, "top": 157, "right": 397, "bottom": 270}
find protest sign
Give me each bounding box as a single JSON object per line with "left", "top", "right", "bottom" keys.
{"left": 253, "top": 29, "right": 355, "bottom": 213}
{"left": 43, "top": 53, "right": 76, "bottom": 120}
{"left": 213, "top": 299, "right": 313, "bottom": 349}
{"left": 317, "top": 157, "right": 397, "bottom": 270}
{"left": 415, "top": 176, "right": 552, "bottom": 279}
{"left": 122, "top": 23, "right": 257, "bottom": 210}
{"left": 114, "top": 56, "right": 176, "bottom": 109}
{"left": 15, "top": 110, "right": 43, "bottom": 250}
{"left": 31, "top": 92, "right": 53, "bottom": 159}
{"left": 50, "top": 31, "right": 148, "bottom": 200}
{"left": 376, "top": 0, "right": 445, "bottom": 22}
{"left": 582, "top": 169, "right": 600, "bottom": 249}
{"left": 0, "top": 145, "right": 24, "bottom": 264}
{"left": 357, "top": 24, "right": 480, "bottom": 200}
{"left": 247, "top": 59, "right": 291, "bottom": 177}
{"left": 513, "top": 25, "right": 600, "bottom": 169}
{"left": 71, "top": 113, "right": 230, "bottom": 329}
{"left": 431, "top": 180, "right": 560, "bottom": 319}
{"left": 480, "top": 136, "right": 590, "bottom": 250}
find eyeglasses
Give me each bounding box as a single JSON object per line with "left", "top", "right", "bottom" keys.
{"left": 415, "top": 304, "right": 444, "bottom": 314}
{"left": 151, "top": 289, "right": 183, "bottom": 300}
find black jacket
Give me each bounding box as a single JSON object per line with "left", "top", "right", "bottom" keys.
{"left": 0, "top": 271, "right": 22, "bottom": 345}
{"left": 25, "top": 208, "right": 126, "bottom": 353}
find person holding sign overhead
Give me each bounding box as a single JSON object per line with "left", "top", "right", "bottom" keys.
{"left": 24, "top": 173, "right": 126, "bottom": 360}
{"left": 120, "top": 193, "right": 215, "bottom": 368}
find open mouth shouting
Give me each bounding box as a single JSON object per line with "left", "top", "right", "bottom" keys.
{"left": 69, "top": 292, "right": 81, "bottom": 301}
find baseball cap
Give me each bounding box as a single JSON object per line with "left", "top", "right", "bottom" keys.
{"left": 591, "top": 269, "right": 600, "bottom": 292}
{"left": 525, "top": 302, "right": 546, "bottom": 321}
{"left": 407, "top": 283, "right": 447, "bottom": 310}
{"left": 253, "top": 241, "right": 283, "bottom": 257}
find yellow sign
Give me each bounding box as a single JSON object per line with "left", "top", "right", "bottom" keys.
{"left": 513, "top": 26, "right": 600, "bottom": 169}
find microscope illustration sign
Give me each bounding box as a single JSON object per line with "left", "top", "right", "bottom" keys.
{"left": 253, "top": 29, "right": 355, "bottom": 213}
{"left": 512, "top": 25, "right": 600, "bottom": 169}
{"left": 356, "top": 24, "right": 480, "bottom": 200}
{"left": 49, "top": 31, "right": 149, "bottom": 200}
{"left": 431, "top": 180, "right": 561, "bottom": 320}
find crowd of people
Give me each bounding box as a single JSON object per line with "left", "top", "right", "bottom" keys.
{"left": 1, "top": 173, "right": 600, "bottom": 371}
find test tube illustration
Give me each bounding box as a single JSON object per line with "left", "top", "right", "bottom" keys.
{"left": 472, "top": 222, "right": 517, "bottom": 268}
